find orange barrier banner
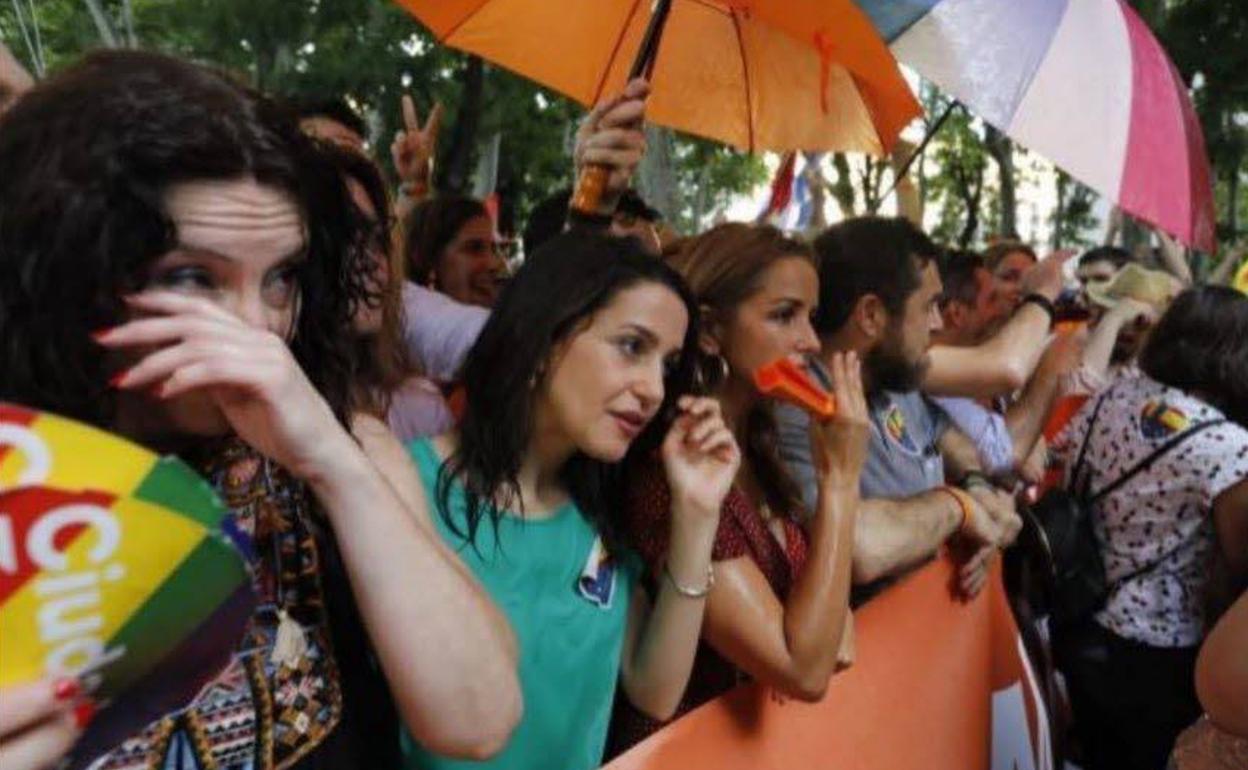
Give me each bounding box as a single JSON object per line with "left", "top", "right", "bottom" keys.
{"left": 606, "top": 557, "right": 1051, "bottom": 770}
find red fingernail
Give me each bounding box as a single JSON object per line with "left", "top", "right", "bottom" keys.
{"left": 73, "top": 700, "right": 97, "bottom": 729}
{"left": 53, "top": 678, "right": 81, "bottom": 701}
{"left": 89, "top": 327, "right": 113, "bottom": 342}
{"left": 108, "top": 369, "right": 129, "bottom": 388}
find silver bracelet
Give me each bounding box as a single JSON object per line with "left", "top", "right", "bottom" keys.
{"left": 664, "top": 563, "right": 715, "bottom": 599}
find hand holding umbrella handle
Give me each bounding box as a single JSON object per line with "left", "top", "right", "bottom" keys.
{"left": 569, "top": 0, "right": 670, "bottom": 219}
{"left": 568, "top": 84, "right": 650, "bottom": 218}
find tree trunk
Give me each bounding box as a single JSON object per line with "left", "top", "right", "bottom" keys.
{"left": 862, "top": 157, "right": 889, "bottom": 214}
{"left": 950, "top": 160, "right": 982, "bottom": 248}
{"left": 495, "top": 136, "right": 518, "bottom": 236}
{"left": 441, "top": 56, "right": 485, "bottom": 194}
{"left": 638, "top": 125, "right": 678, "bottom": 224}
{"left": 1052, "top": 173, "right": 1067, "bottom": 250}
{"left": 802, "top": 152, "right": 828, "bottom": 233}
{"left": 985, "top": 125, "right": 1017, "bottom": 239}
{"left": 251, "top": 35, "right": 294, "bottom": 93}
{"left": 830, "top": 153, "right": 856, "bottom": 218}
{"left": 253, "top": 43, "right": 274, "bottom": 91}
{"left": 691, "top": 168, "right": 710, "bottom": 233}
{"left": 958, "top": 181, "right": 982, "bottom": 248}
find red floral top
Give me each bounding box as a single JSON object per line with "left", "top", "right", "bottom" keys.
{"left": 607, "top": 458, "right": 809, "bottom": 757}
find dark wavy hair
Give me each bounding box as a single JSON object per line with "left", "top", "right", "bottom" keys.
{"left": 1139, "top": 285, "right": 1248, "bottom": 427}
{"left": 403, "top": 194, "right": 489, "bottom": 287}
{"left": 438, "top": 232, "right": 699, "bottom": 552}
{"left": 0, "top": 50, "right": 369, "bottom": 428}
{"left": 319, "top": 143, "right": 418, "bottom": 416}
{"left": 0, "top": 52, "right": 403, "bottom": 770}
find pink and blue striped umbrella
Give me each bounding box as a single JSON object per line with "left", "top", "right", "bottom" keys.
{"left": 860, "top": 0, "right": 1216, "bottom": 252}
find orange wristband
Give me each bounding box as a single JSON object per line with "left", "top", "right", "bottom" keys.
{"left": 936, "top": 486, "right": 974, "bottom": 534}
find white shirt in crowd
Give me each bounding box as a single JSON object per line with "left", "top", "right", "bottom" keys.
{"left": 400, "top": 281, "right": 489, "bottom": 384}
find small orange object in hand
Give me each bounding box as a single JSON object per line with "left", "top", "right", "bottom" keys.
{"left": 569, "top": 164, "right": 609, "bottom": 216}
{"left": 753, "top": 358, "right": 836, "bottom": 421}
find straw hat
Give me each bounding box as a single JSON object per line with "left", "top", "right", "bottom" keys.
{"left": 1086, "top": 263, "right": 1183, "bottom": 312}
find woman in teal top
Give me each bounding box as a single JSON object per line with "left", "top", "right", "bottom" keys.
{"left": 399, "top": 232, "right": 741, "bottom": 770}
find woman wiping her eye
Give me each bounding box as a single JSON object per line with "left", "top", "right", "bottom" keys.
{"left": 0, "top": 50, "right": 519, "bottom": 770}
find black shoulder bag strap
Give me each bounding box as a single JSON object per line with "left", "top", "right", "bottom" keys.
{"left": 1088, "top": 419, "right": 1228, "bottom": 504}
{"left": 1066, "top": 388, "right": 1114, "bottom": 496}
{"left": 1086, "top": 416, "right": 1229, "bottom": 592}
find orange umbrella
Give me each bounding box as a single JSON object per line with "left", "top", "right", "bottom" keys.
{"left": 395, "top": 0, "right": 920, "bottom": 156}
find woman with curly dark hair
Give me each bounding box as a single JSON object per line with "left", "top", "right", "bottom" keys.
{"left": 322, "top": 145, "right": 454, "bottom": 441}
{"left": 0, "top": 50, "right": 519, "bottom": 770}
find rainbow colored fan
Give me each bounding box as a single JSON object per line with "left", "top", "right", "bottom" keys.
{"left": 0, "top": 403, "right": 255, "bottom": 763}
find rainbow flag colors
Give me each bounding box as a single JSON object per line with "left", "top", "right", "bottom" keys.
{"left": 0, "top": 403, "right": 255, "bottom": 706}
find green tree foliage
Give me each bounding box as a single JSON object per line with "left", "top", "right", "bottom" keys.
{"left": 1, "top": 0, "right": 764, "bottom": 235}
{"left": 1049, "top": 171, "right": 1100, "bottom": 250}
{"left": 919, "top": 94, "right": 988, "bottom": 248}
{"left": 670, "top": 136, "right": 767, "bottom": 233}
{"left": 1157, "top": 0, "right": 1248, "bottom": 245}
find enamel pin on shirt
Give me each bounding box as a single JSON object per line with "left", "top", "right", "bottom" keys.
{"left": 577, "top": 536, "right": 617, "bottom": 609}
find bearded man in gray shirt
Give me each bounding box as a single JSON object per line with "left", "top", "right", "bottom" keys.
{"left": 777, "top": 217, "right": 1019, "bottom": 600}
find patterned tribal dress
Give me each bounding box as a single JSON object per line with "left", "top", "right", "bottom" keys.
{"left": 87, "top": 438, "right": 344, "bottom": 770}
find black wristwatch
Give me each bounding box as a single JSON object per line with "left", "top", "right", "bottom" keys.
{"left": 1019, "top": 293, "right": 1056, "bottom": 325}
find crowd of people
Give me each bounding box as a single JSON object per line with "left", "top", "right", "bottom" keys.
{"left": 0, "top": 45, "right": 1246, "bottom": 770}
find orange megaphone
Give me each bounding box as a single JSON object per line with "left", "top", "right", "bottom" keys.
{"left": 753, "top": 358, "right": 836, "bottom": 421}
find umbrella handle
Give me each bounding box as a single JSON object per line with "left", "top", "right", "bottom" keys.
{"left": 569, "top": 0, "right": 671, "bottom": 218}
{"left": 570, "top": 163, "right": 610, "bottom": 216}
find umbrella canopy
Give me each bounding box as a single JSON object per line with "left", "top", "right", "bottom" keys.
{"left": 395, "top": 0, "right": 920, "bottom": 155}
{"left": 860, "top": 0, "right": 1216, "bottom": 252}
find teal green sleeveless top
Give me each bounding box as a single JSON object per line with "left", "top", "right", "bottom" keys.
{"left": 400, "top": 439, "right": 639, "bottom": 770}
